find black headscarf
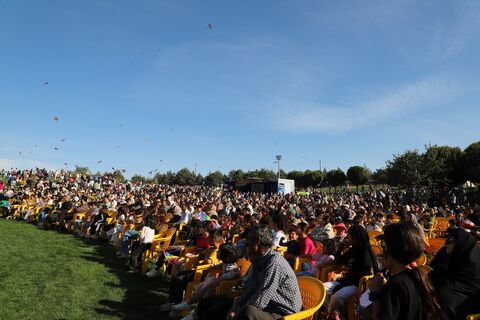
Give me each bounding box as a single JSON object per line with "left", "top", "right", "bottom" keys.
{"left": 430, "top": 228, "right": 480, "bottom": 320}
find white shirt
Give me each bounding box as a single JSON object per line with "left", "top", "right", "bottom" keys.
{"left": 140, "top": 226, "right": 155, "bottom": 244}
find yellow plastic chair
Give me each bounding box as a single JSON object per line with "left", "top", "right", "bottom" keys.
{"left": 416, "top": 265, "right": 433, "bottom": 274}
{"left": 294, "top": 257, "right": 312, "bottom": 273}
{"left": 426, "top": 238, "right": 445, "bottom": 256}
{"left": 347, "top": 275, "right": 373, "bottom": 320}
{"left": 370, "top": 245, "right": 383, "bottom": 257}
{"left": 466, "top": 314, "right": 480, "bottom": 320}
{"left": 282, "top": 276, "right": 326, "bottom": 320}
{"left": 274, "top": 246, "right": 288, "bottom": 256}
{"left": 416, "top": 253, "right": 427, "bottom": 266}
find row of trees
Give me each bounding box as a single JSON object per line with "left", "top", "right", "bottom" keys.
{"left": 74, "top": 141, "right": 480, "bottom": 189}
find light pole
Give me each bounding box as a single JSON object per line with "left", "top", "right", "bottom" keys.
{"left": 275, "top": 155, "right": 282, "bottom": 179}
{"left": 194, "top": 163, "right": 198, "bottom": 176}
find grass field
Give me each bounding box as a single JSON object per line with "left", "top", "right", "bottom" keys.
{"left": 0, "top": 219, "right": 169, "bottom": 320}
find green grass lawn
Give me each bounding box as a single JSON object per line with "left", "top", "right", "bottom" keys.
{"left": 0, "top": 219, "right": 170, "bottom": 320}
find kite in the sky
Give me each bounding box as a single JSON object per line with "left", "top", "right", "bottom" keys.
{"left": 64, "top": 163, "right": 68, "bottom": 166}
{"left": 97, "top": 160, "right": 102, "bottom": 164}
{"left": 34, "top": 144, "right": 38, "bottom": 147}
{"left": 43, "top": 82, "right": 48, "bottom": 85}
{"left": 116, "top": 145, "right": 120, "bottom": 148}
{"left": 54, "top": 147, "right": 58, "bottom": 150}
{"left": 53, "top": 116, "right": 59, "bottom": 121}
{"left": 207, "top": 24, "right": 214, "bottom": 29}
{"left": 18, "top": 151, "right": 23, "bottom": 155}
{"left": 146, "top": 140, "right": 151, "bottom": 144}
{"left": 61, "top": 138, "right": 66, "bottom": 142}
{"left": 148, "top": 171, "right": 153, "bottom": 175}
{"left": 121, "top": 169, "right": 126, "bottom": 173}
{"left": 112, "top": 167, "right": 115, "bottom": 171}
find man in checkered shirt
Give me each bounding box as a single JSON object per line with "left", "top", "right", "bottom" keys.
{"left": 229, "top": 225, "right": 302, "bottom": 319}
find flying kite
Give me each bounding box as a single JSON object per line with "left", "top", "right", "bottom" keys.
{"left": 34, "top": 144, "right": 38, "bottom": 147}
{"left": 54, "top": 147, "right": 58, "bottom": 150}
{"left": 43, "top": 82, "right": 48, "bottom": 85}
{"left": 207, "top": 24, "right": 214, "bottom": 29}
{"left": 53, "top": 116, "right": 59, "bottom": 121}
{"left": 121, "top": 169, "right": 126, "bottom": 173}
{"left": 61, "top": 138, "right": 66, "bottom": 142}
{"left": 64, "top": 163, "right": 68, "bottom": 166}
{"left": 97, "top": 160, "right": 102, "bottom": 164}
{"left": 112, "top": 167, "right": 115, "bottom": 171}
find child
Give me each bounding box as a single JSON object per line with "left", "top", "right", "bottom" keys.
{"left": 170, "top": 243, "right": 240, "bottom": 315}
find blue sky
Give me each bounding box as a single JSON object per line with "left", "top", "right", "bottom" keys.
{"left": 0, "top": 0, "right": 479, "bottom": 177}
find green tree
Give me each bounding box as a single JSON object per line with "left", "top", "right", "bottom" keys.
{"left": 461, "top": 141, "right": 480, "bottom": 183}
{"left": 385, "top": 150, "right": 424, "bottom": 186}
{"left": 74, "top": 166, "right": 90, "bottom": 176}
{"left": 227, "top": 169, "right": 246, "bottom": 182}
{"left": 422, "top": 145, "right": 463, "bottom": 187}
{"left": 287, "top": 171, "right": 305, "bottom": 187}
{"left": 131, "top": 174, "right": 147, "bottom": 184}
{"left": 205, "top": 171, "right": 225, "bottom": 187}
{"left": 174, "top": 168, "right": 196, "bottom": 186}
{"left": 326, "top": 168, "right": 346, "bottom": 191}
{"left": 110, "top": 170, "right": 126, "bottom": 183}
{"left": 347, "top": 166, "right": 370, "bottom": 191}
{"left": 372, "top": 168, "right": 389, "bottom": 185}
{"left": 245, "top": 169, "right": 277, "bottom": 180}
{"left": 303, "top": 170, "right": 324, "bottom": 188}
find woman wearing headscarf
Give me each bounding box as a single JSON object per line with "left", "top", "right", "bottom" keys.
{"left": 429, "top": 228, "right": 480, "bottom": 320}
{"left": 324, "top": 224, "right": 379, "bottom": 319}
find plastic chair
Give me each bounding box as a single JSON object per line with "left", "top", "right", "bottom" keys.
{"left": 426, "top": 238, "right": 445, "bottom": 256}
{"left": 416, "top": 265, "right": 433, "bottom": 274}
{"left": 466, "top": 314, "right": 480, "bottom": 320}
{"left": 416, "top": 253, "right": 427, "bottom": 266}
{"left": 370, "top": 245, "right": 383, "bottom": 257}
{"left": 294, "top": 257, "right": 312, "bottom": 273}
{"left": 274, "top": 246, "right": 288, "bottom": 256}
{"left": 367, "top": 230, "right": 382, "bottom": 240}
{"left": 347, "top": 275, "right": 374, "bottom": 320}
{"left": 282, "top": 276, "right": 326, "bottom": 320}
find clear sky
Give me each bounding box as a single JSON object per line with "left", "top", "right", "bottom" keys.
{"left": 1, "top": 0, "right": 479, "bottom": 177}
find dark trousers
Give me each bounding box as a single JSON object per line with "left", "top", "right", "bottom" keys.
{"left": 237, "top": 305, "right": 283, "bottom": 320}
{"left": 154, "top": 248, "right": 181, "bottom": 270}
{"left": 197, "top": 295, "right": 233, "bottom": 320}
{"left": 128, "top": 242, "right": 152, "bottom": 270}
{"left": 169, "top": 270, "right": 195, "bottom": 304}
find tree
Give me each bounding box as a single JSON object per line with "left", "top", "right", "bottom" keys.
{"left": 174, "top": 168, "right": 196, "bottom": 186}
{"left": 205, "top": 171, "right": 225, "bottom": 187}
{"left": 422, "top": 145, "right": 463, "bottom": 187}
{"left": 194, "top": 174, "right": 204, "bottom": 185}
{"left": 74, "top": 166, "right": 90, "bottom": 176}
{"left": 287, "top": 171, "right": 305, "bottom": 187}
{"left": 385, "top": 150, "right": 424, "bottom": 186}
{"left": 347, "top": 166, "right": 370, "bottom": 191}
{"left": 131, "top": 174, "right": 147, "bottom": 184}
{"left": 303, "top": 170, "right": 324, "bottom": 188}
{"left": 326, "top": 168, "right": 346, "bottom": 191}
{"left": 372, "top": 168, "right": 389, "bottom": 185}
{"left": 461, "top": 141, "right": 480, "bottom": 183}
{"left": 155, "top": 171, "right": 176, "bottom": 185}
{"left": 227, "top": 169, "right": 246, "bottom": 182}
{"left": 245, "top": 169, "right": 277, "bottom": 180}
{"left": 110, "top": 170, "right": 126, "bottom": 183}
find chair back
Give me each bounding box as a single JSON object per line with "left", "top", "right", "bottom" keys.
{"left": 283, "top": 276, "right": 326, "bottom": 320}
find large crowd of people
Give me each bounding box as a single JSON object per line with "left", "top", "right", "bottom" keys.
{"left": 1, "top": 168, "right": 479, "bottom": 320}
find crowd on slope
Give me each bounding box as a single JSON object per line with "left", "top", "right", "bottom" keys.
{"left": 1, "top": 168, "right": 480, "bottom": 320}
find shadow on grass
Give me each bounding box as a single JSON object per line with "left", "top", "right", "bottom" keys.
{"left": 79, "top": 239, "right": 170, "bottom": 320}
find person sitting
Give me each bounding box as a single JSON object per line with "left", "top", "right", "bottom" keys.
{"left": 227, "top": 225, "right": 302, "bottom": 320}
{"left": 160, "top": 230, "right": 224, "bottom": 311}
{"left": 369, "top": 221, "right": 445, "bottom": 320}
{"left": 170, "top": 243, "right": 241, "bottom": 316}
{"left": 429, "top": 228, "right": 480, "bottom": 320}
{"left": 324, "top": 224, "right": 378, "bottom": 319}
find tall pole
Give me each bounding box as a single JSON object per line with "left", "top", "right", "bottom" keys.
{"left": 194, "top": 163, "right": 197, "bottom": 176}
{"left": 275, "top": 155, "right": 282, "bottom": 180}
{"left": 319, "top": 160, "right": 322, "bottom": 171}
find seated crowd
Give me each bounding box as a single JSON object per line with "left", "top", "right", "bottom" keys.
{"left": 1, "top": 168, "right": 480, "bottom": 320}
